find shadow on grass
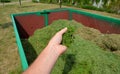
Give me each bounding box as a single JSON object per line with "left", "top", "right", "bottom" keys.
{"left": 21, "top": 39, "right": 37, "bottom": 65}
{"left": 19, "top": 5, "right": 36, "bottom": 8}
{"left": 62, "top": 54, "right": 75, "bottom": 74}
{"left": 0, "top": 22, "right": 37, "bottom": 65}
{"left": 0, "top": 22, "right": 12, "bottom": 29}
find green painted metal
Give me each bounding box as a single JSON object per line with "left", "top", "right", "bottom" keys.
{"left": 11, "top": 14, "right": 28, "bottom": 71}
{"left": 43, "top": 8, "right": 120, "bottom": 25}
{"left": 13, "top": 11, "right": 40, "bottom": 16}
{"left": 68, "top": 8, "right": 120, "bottom": 25}
{"left": 40, "top": 11, "right": 49, "bottom": 26}
{"left": 12, "top": 8, "right": 120, "bottom": 25}
{"left": 69, "top": 10, "right": 72, "bottom": 20}
{"left": 43, "top": 8, "right": 69, "bottom": 13}
{"left": 44, "top": 13, "right": 49, "bottom": 26}
{"left": 11, "top": 8, "right": 120, "bottom": 71}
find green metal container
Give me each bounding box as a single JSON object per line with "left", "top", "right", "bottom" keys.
{"left": 11, "top": 8, "right": 120, "bottom": 71}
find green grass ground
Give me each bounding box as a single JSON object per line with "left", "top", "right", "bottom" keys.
{"left": 0, "top": 1, "right": 120, "bottom": 74}
{"left": 11, "top": 0, "right": 25, "bottom": 2}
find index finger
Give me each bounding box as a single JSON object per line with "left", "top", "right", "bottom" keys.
{"left": 58, "top": 27, "right": 68, "bottom": 35}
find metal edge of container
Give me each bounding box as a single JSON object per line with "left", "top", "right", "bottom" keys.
{"left": 11, "top": 14, "right": 28, "bottom": 71}
{"left": 13, "top": 11, "right": 42, "bottom": 16}
{"left": 43, "top": 8, "right": 69, "bottom": 13}
{"left": 68, "top": 8, "right": 120, "bottom": 25}
{"left": 11, "top": 8, "right": 120, "bottom": 71}
{"left": 12, "top": 8, "right": 120, "bottom": 25}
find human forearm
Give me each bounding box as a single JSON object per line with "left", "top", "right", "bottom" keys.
{"left": 23, "top": 28, "right": 67, "bottom": 74}
{"left": 23, "top": 45, "right": 61, "bottom": 74}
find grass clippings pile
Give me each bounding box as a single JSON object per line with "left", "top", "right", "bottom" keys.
{"left": 93, "top": 34, "right": 120, "bottom": 51}
{"left": 75, "top": 25, "right": 120, "bottom": 52}
{"left": 22, "top": 20, "right": 120, "bottom": 74}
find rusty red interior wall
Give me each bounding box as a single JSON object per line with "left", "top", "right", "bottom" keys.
{"left": 48, "top": 11, "right": 69, "bottom": 24}
{"left": 15, "top": 11, "right": 120, "bottom": 39}
{"left": 72, "top": 13, "right": 120, "bottom": 34}
{"left": 15, "top": 15, "right": 45, "bottom": 38}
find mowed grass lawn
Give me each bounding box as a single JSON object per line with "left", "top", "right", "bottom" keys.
{"left": 0, "top": 1, "right": 120, "bottom": 74}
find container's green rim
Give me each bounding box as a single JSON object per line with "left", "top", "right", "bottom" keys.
{"left": 68, "top": 8, "right": 120, "bottom": 25}
{"left": 11, "top": 14, "right": 28, "bottom": 71}
{"left": 11, "top": 8, "right": 120, "bottom": 71}
{"left": 12, "top": 8, "right": 120, "bottom": 25}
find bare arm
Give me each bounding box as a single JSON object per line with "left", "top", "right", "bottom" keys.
{"left": 23, "top": 27, "right": 68, "bottom": 74}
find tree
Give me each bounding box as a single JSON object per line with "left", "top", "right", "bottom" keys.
{"left": 1, "top": 0, "right": 5, "bottom": 7}
{"left": 59, "top": 0, "right": 62, "bottom": 8}
{"left": 110, "top": 0, "right": 120, "bottom": 13}
{"left": 0, "top": 0, "right": 11, "bottom": 7}
{"left": 19, "top": 0, "right": 21, "bottom": 6}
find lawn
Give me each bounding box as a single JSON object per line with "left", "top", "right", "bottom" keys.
{"left": 0, "top": 1, "right": 120, "bottom": 74}
{"left": 11, "top": 0, "right": 25, "bottom": 2}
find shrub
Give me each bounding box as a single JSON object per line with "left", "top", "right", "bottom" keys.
{"left": 32, "top": 0, "right": 119, "bottom": 14}
{"left": 105, "top": 9, "right": 116, "bottom": 13}
{"left": 81, "top": 5, "right": 97, "bottom": 10}
{"left": 32, "top": 0, "right": 40, "bottom": 3}
{"left": 0, "top": 0, "right": 11, "bottom": 2}
{"left": 32, "top": 0, "right": 57, "bottom": 3}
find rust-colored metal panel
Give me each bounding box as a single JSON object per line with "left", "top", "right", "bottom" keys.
{"left": 15, "top": 18, "right": 29, "bottom": 39}
{"left": 72, "top": 13, "right": 120, "bottom": 34}
{"left": 15, "top": 15, "right": 45, "bottom": 38}
{"left": 48, "top": 11, "right": 69, "bottom": 24}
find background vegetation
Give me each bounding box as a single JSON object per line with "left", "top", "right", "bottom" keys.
{"left": 0, "top": 0, "right": 24, "bottom": 2}
{"left": 0, "top": 0, "right": 11, "bottom": 2}
{"left": 32, "top": 0, "right": 120, "bottom": 14}
{"left": 0, "top": 1, "right": 120, "bottom": 74}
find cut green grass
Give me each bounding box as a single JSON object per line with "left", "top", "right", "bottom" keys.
{"left": 0, "top": 1, "right": 120, "bottom": 74}
{"left": 21, "top": 20, "right": 120, "bottom": 74}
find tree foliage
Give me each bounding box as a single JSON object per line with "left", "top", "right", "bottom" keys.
{"left": 19, "top": 0, "right": 21, "bottom": 6}
{"left": 34, "top": 0, "right": 120, "bottom": 14}
{"left": 0, "top": 0, "right": 11, "bottom": 2}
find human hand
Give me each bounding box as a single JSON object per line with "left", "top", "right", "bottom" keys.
{"left": 22, "top": 28, "right": 68, "bottom": 74}
{"left": 47, "top": 27, "right": 68, "bottom": 55}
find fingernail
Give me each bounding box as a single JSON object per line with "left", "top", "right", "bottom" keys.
{"left": 65, "top": 27, "right": 67, "bottom": 30}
